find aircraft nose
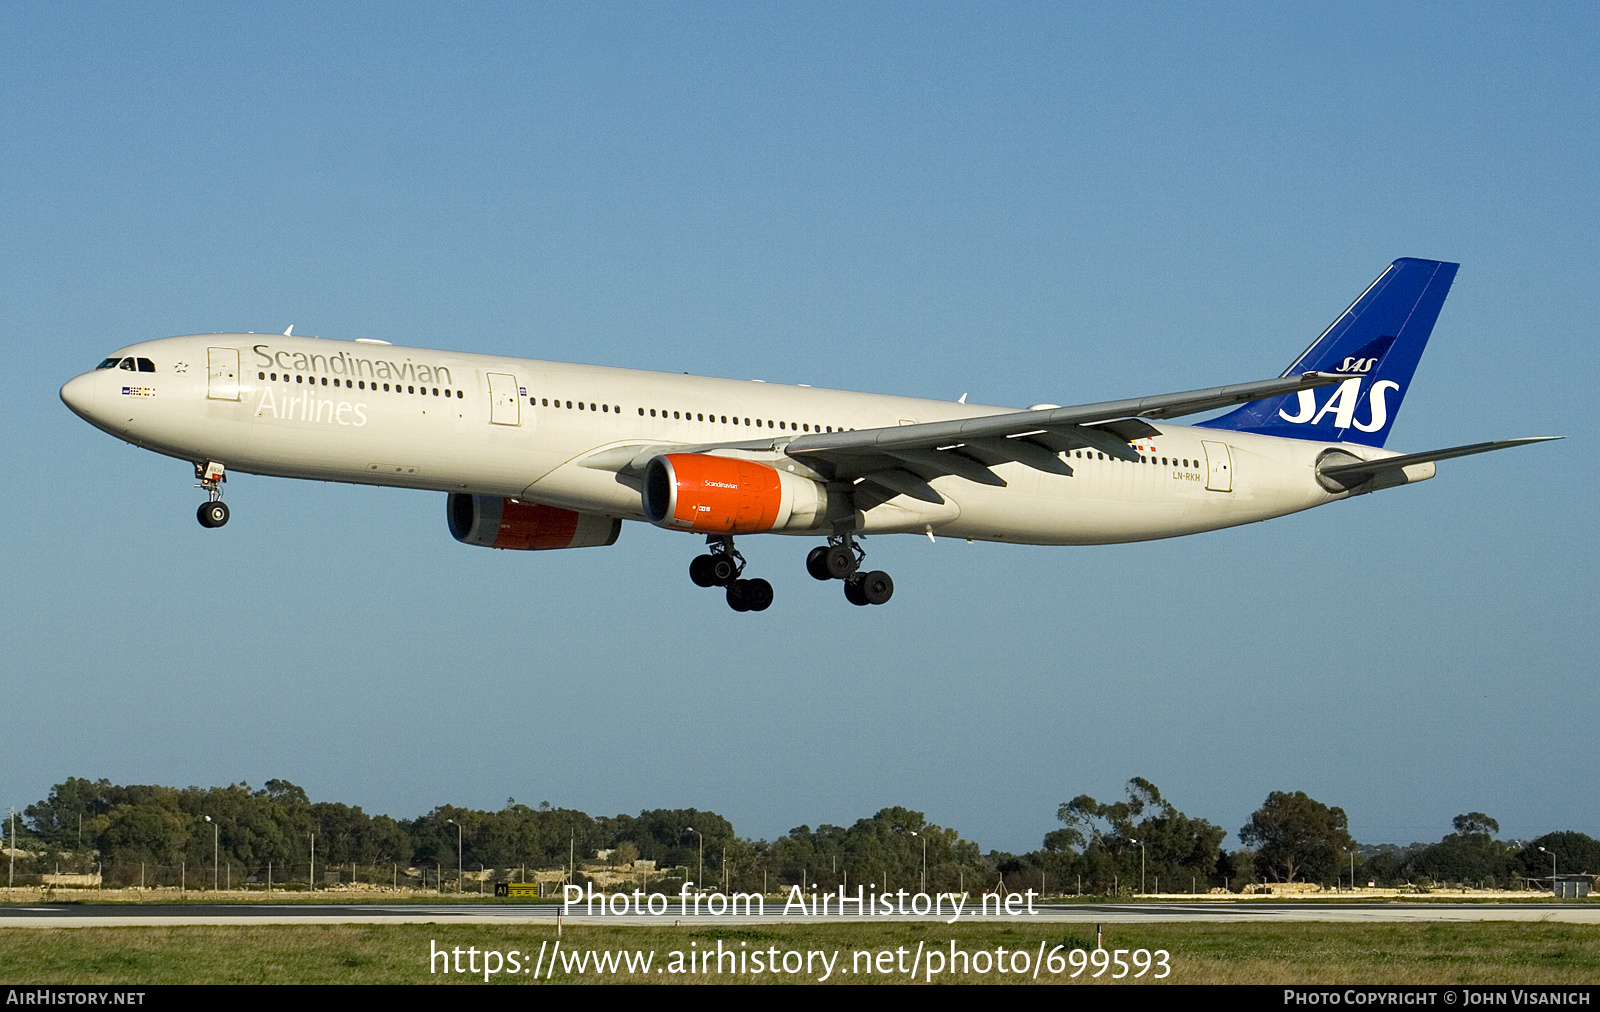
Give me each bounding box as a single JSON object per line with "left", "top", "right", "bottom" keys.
{"left": 60, "top": 372, "right": 97, "bottom": 419}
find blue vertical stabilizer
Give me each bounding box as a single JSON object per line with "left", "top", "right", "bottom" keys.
{"left": 1198, "top": 258, "right": 1458, "bottom": 447}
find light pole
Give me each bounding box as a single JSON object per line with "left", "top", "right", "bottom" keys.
{"left": 1130, "top": 838, "right": 1146, "bottom": 895}
{"left": 1539, "top": 846, "right": 1557, "bottom": 886}
{"left": 204, "top": 816, "right": 218, "bottom": 891}
{"left": 687, "top": 827, "right": 703, "bottom": 891}
{"left": 910, "top": 832, "right": 927, "bottom": 893}
{"left": 446, "top": 819, "right": 463, "bottom": 894}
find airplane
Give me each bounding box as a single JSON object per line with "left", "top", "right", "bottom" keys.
{"left": 60, "top": 257, "right": 1555, "bottom": 611}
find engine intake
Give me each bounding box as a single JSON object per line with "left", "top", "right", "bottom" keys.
{"left": 447, "top": 494, "right": 621, "bottom": 550}
{"left": 641, "top": 453, "right": 827, "bottom": 533}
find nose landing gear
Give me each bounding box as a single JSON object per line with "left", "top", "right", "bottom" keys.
{"left": 808, "top": 534, "right": 893, "bottom": 606}
{"left": 194, "top": 461, "right": 230, "bottom": 528}
{"left": 689, "top": 535, "right": 773, "bottom": 612}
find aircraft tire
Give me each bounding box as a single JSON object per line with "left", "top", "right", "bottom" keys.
{"left": 198, "top": 501, "right": 229, "bottom": 528}
{"left": 726, "top": 580, "right": 752, "bottom": 612}
{"left": 805, "top": 546, "right": 831, "bottom": 581}
{"left": 825, "top": 545, "right": 858, "bottom": 580}
{"left": 689, "top": 554, "right": 718, "bottom": 587}
{"left": 843, "top": 577, "right": 869, "bottom": 606}
{"left": 710, "top": 555, "right": 739, "bottom": 586}
{"left": 860, "top": 570, "right": 893, "bottom": 605}
{"left": 746, "top": 578, "right": 774, "bottom": 612}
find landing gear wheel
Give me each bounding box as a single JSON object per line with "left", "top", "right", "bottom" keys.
{"left": 843, "top": 577, "right": 869, "bottom": 606}
{"left": 197, "top": 501, "right": 230, "bottom": 528}
{"left": 859, "top": 570, "right": 894, "bottom": 605}
{"left": 709, "top": 554, "right": 739, "bottom": 586}
{"left": 825, "top": 544, "right": 859, "bottom": 580}
{"left": 726, "top": 580, "right": 752, "bottom": 612}
{"left": 745, "top": 578, "right": 773, "bottom": 612}
{"left": 689, "top": 554, "right": 718, "bottom": 588}
{"left": 806, "top": 546, "right": 832, "bottom": 581}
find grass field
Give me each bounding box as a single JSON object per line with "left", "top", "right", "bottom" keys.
{"left": 2, "top": 921, "right": 1598, "bottom": 984}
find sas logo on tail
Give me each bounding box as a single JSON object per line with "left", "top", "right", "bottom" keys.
{"left": 1334, "top": 356, "right": 1380, "bottom": 374}
{"left": 1279, "top": 378, "right": 1398, "bottom": 433}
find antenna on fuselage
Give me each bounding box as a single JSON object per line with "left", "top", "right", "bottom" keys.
{"left": 283, "top": 325, "right": 294, "bottom": 336}
{"left": 957, "top": 393, "right": 967, "bottom": 403}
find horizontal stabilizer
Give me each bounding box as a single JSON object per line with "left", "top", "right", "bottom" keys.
{"left": 1317, "top": 437, "right": 1561, "bottom": 491}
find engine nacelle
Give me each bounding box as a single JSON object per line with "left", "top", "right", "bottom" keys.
{"left": 641, "top": 453, "right": 827, "bottom": 533}
{"left": 447, "top": 494, "right": 621, "bottom": 550}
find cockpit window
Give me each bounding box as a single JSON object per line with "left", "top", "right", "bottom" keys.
{"left": 119, "top": 358, "right": 136, "bottom": 371}
{"left": 96, "top": 358, "right": 121, "bottom": 369}
{"left": 136, "top": 358, "right": 155, "bottom": 372}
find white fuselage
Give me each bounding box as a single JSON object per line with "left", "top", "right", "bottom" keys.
{"left": 62, "top": 334, "right": 1420, "bottom": 545}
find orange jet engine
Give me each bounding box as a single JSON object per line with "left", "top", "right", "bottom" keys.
{"left": 448, "top": 494, "right": 621, "bottom": 550}
{"left": 641, "top": 453, "right": 828, "bottom": 534}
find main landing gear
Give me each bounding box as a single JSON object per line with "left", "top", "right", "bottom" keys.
{"left": 689, "top": 535, "right": 773, "bottom": 612}
{"left": 806, "top": 534, "right": 893, "bottom": 606}
{"left": 194, "top": 461, "right": 230, "bottom": 528}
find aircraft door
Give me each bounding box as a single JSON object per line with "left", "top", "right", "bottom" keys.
{"left": 488, "top": 372, "right": 521, "bottom": 426}
{"left": 206, "top": 347, "right": 240, "bottom": 401}
{"left": 1202, "top": 440, "right": 1233, "bottom": 492}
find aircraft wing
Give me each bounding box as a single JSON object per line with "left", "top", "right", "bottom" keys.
{"left": 1316, "top": 437, "right": 1562, "bottom": 491}
{"left": 780, "top": 372, "right": 1347, "bottom": 502}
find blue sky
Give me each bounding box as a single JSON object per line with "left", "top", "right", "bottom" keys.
{"left": 2, "top": 3, "right": 1594, "bottom": 854}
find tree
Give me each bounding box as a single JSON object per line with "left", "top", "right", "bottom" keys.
{"left": 1453, "top": 813, "right": 1499, "bottom": 836}
{"left": 1517, "top": 832, "right": 1600, "bottom": 881}
{"left": 1057, "top": 778, "right": 1224, "bottom": 892}
{"left": 1238, "top": 791, "right": 1353, "bottom": 883}
{"left": 1406, "top": 813, "right": 1513, "bottom": 886}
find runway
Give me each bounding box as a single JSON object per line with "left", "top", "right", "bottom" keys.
{"left": 2, "top": 902, "right": 1595, "bottom": 928}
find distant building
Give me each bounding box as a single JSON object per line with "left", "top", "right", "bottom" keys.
{"left": 1553, "top": 875, "right": 1591, "bottom": 898}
